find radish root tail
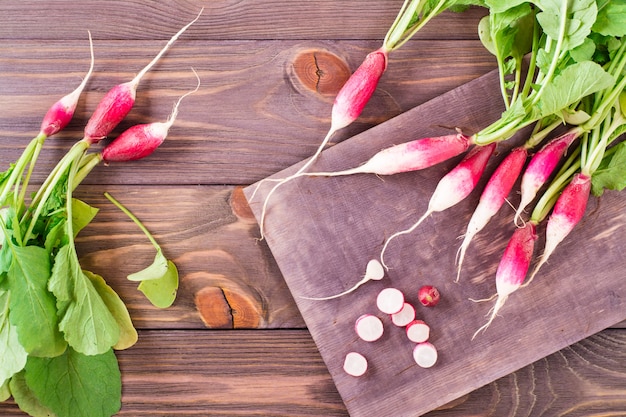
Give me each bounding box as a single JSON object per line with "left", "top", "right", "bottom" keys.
{"left": 472, "top": 294, "right": 509, "bottom": 340}
{"left": 380, "top": 210, "right": 430, "bottom": 270}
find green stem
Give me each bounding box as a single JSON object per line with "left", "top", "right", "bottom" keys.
{"left": 104, "top": 192, "right": 160, "bottom": 251}
{"left": 0, "top": 133, "right": 47, "bottom": 207}
{"left": 384, "top": 0, "right": 446, "bottom": 51}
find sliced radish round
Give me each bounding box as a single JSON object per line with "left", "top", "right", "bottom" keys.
{"left": 413, "top": 342, "right": 438, "bottom": 368}
{"left": 376, "top": 287, "right": 404, "bottom": 314}
{"left": 343, "top": 351, "right": 368, "bottom": 376}
{"left": 390, "top": 302, "right": 416, "bottom": 327}
{"left": 355, "top": 314, "right": 384, "bottom": 342}
{"left": 406, "top": 320, "right": 430, "bottom": 343}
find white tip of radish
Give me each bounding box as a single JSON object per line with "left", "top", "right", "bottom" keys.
{"left": 406, "top": 320, "right": 430, "bottom": 343}
{"left": 391, "top": 303, "right": 416, "bottom": 327}
{"left": 364, "top": 259, "right": 385, "bottom": 281}
{"left": 413, "top": 342, "right": 438, "bottom": 368}
{"left": 343, "top": 352, "right": 368, "bottom": 377}
{"left": 355, "top": 314, "right": 384, "bottom": 342}
{"left": 376, "top": 288, "right": 405, "bottom": 314}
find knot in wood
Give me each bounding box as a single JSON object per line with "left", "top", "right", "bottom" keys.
{"left": 292, "top": 50, "right": 350, "bottom": 96}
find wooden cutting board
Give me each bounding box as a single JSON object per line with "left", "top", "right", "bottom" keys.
{"left": 243, "top": 69, "right": 626, "bottom": 417}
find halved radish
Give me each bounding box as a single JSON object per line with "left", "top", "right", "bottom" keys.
{"left": 355, "top": 314, "right": 384, "bottom": 342}
{"left": 376, "top": 288, "right": 404, "bottom": 314}
{"left": 343, "top": 351, "right": 368, "bottom": 377}
{"left": 390, "top": 302, "right": 416, "bottom": 327}
{"left": 413, "top": 342, "right": 438, "bottom": 368}
{"left": 406, "top": 320, "right": 430, "bottom": 343}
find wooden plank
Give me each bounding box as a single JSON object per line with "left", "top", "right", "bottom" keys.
{"left": 244, "top": 69, "right": 626, "bottom": 416}
{"left": 0, "top": 2, "right": 486, "bottom": 41}
{"left": 1, "top": 329, "right": 624, "bottom": 416}
{"left": 0, "top": 40, "right": 496, "bottom": 185}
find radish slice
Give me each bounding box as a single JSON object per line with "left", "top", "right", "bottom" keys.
{"left": 376, "top": 288, "right": 404, "bottom": 314}
{"left": 413, "top": 342, "right": 438, "bottom": 368}
{"left": 355, "top": 314, "right": 384, "bottom": 342}
{"left": 390, "top": 303, "right": 416, "bottom": 327}
{"left": 343, "top": 352, "right": 368, "bottom": 377}
{"left": 406, "top": 320, "right": 430, "bottom": 343}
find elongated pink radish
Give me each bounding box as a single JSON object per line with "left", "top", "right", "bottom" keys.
{"left": 514, "top": 129, "right": 581, "bottom": 225}
{"left": 300, "top": 259, "right": 384, "bottom": 301}
{"left": 343, "top": 352, "right": 368, "bottom": 377}
{"left": 527, "top": 173, "right": 591, "bottom": 284}
{"left": 456, "top": 146, "right": 528, "bottom": 281}
{"left": 391, "top": 302, "right": 416, "bottom": 327}
{"left": 83, "top": 10, "right": 202, "bottom": 144}
{"left": 473, "top": 222, "right": 537, "bottom": 339}
{"left": 380, "top": 143, "right": 497, "bottom": 269}
{"left": 413, "top": 342, "right": 438, "bottom": 368}
{"left": 376, "top": 287, "right": 405, "bottom": 314}
{"left": 101, "top": 70, "right": 200, "bottom": 163}
{"left": 406, "top": 320, "right": 430, "bottom": 343}
{"left": 355, "top": 314, "right": 384, "bottom": 342}
{"left": 40, "top": 32, "right": 95, "bottom": 137}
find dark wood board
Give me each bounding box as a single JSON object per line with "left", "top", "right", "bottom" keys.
{"left": 243, "top": 69, "right": 626, "bottom": 416}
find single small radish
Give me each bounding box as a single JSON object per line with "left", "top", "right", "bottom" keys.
{"left": 456, "top": 146, "right": 528, "bottom": 281}
{"left": 343, "top": 352, "right": 368, "bottom": 377}
{"left": 417, "top": 285, "right": 440, "bottom": 307}
{"left": 254, "top": 131, "right": 472, "bottom": 239}
{"left": 390, "top": 302, "right": 416, "bottom": 327}
{"left": 473, "top": 221, "right": 537, "bottom": 338}
{"left": 299, "top": 259, "right": 385, "bottom": 301}
{"left": 406, "top": 320, "right": 430, "bottom": 343}
{"left": 83, "top": 10, "right": 203, "bottom": 144}
{"left": 101, "top": 70, "right": 200, "bottom": 163}
{"left": 376, "top": 287, "right": 405, "bottom": 314}
{"left": 355, "top": 314, "right": 384, "bottom": 342}
{"left": 40, "top": 32, "right": 95, "bottom": 137}
{"left": 413, "top": 342, "right": 438, "bottom": 368}
{"left": 527, "top": 173, "right": 591, "bottom": 284}
{"left": 380, "top": 143, "right": 497, "bottom": 269}
{"left": 514, "top": 129, "right": 581, "bottom": 225}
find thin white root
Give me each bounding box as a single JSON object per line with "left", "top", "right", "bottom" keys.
{"left": 380, "top": 210, "right": 430, "bottom": 270}
{"left": 521, "top": 247, "right": 553, "bottom": 288}
{"left": 299, "top": 277, "right": 368, "bottom": 301}
{"left": 472, "top": 294, "right": 509, "bottom": 340}
{"left": 455, "top": 232, "right": 473, "bottom": 283}
{"left": 468, "top": 293, "right": 498, "bottom": 303}
{"left": 299, "top": 259, "right": 384, "bottom": 300}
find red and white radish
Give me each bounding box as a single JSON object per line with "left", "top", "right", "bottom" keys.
{"left": 355, "top": 314, "right": 384, "bottom": 342}
{"left": 380, "top": 143, "right": 497, "bottom": 269}
{"left": 391, "top": 302, "right": 416, "bottom": 327}
{"left": 300, "top": 259, "right": 384, "bottom": 301}
{"left": 343, "top": 351, "right": 368, "bottom": 377}
{"left": 527, "top": 173, "right": 591, "bottom": 283}
{"left": 376, "top": 287, "right": 405, "bottom": 315}
{"left": 413, "top": 342, "right": 438, "bottom": 368}
{"left": 40, "top": 32, "right": 94, "bottom": 137}
{"left": 456, "top": 146, "right": 528, "bottom": 281}
{"left": 513, "top": 129, "right": 581, "bottom": 225}
{"left": 417, "top": 285, "right": 440, "bottom": 307}
{"left": 473, "top": 221, "right": 537, "bottom": 338}
{"left": 101, "top": 70, "right": 200, "bottom": 163}
{"left": 83, "top": 10, "right": 203, "bottom": 144}
{"left": 406, "top": 320, "right": 430, "bottom": 343}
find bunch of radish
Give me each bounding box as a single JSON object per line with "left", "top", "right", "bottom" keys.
{"left": 0, "top": 11, "right": 202, "bottom": 417}
{"left": 342, "top": 284, "right": 441, "bottom": 377}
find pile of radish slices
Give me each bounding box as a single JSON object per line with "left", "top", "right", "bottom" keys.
{"left": 343, "top": 282, "right": 441, "bottom": 377}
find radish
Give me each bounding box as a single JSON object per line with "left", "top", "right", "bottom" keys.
{"left": 456, "top": 146, "right": 528, "bottom": 281}
{"left": 413, "top": 342, "right": 438, "bottom": 368}
{"left": 40, "top": 32, "right": 95, "bottom": 137}
{"left": 376, "top": 287, "right": 405, "bottom": 314}
{"left": 390, "top": 302, "right": 416, "bottom": 327}
{"left": 355, "top": 314, "right": 384, "bottom": 342}
{"left": 513, "top": 129, "right": 581, "bottom": 225}
{"left": 83, "top": 10, "right": 203, "bottom": 144}
{"left": 417, "top": 285, "right": 440, "bottom": 307}
{"left": 343, "top": 352, "right": 368, "bottom": 377}
{"left": 101, "top": 70, "right": 200, "bottom": 163}
{"left": 406, "top": 320, "right": 430, "bottom": 343}
{"left": 299, "top": 259, "right": 384, "bottom": 301}
{"left": 473, "top": 221, "right": 537, "bottom": 338}
{"left": 380, "top": 143, "right": 497, "bottom": 269}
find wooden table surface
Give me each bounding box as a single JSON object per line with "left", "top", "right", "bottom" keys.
{"left": 1, "top": 1, "right": 625, "bottom": 416}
